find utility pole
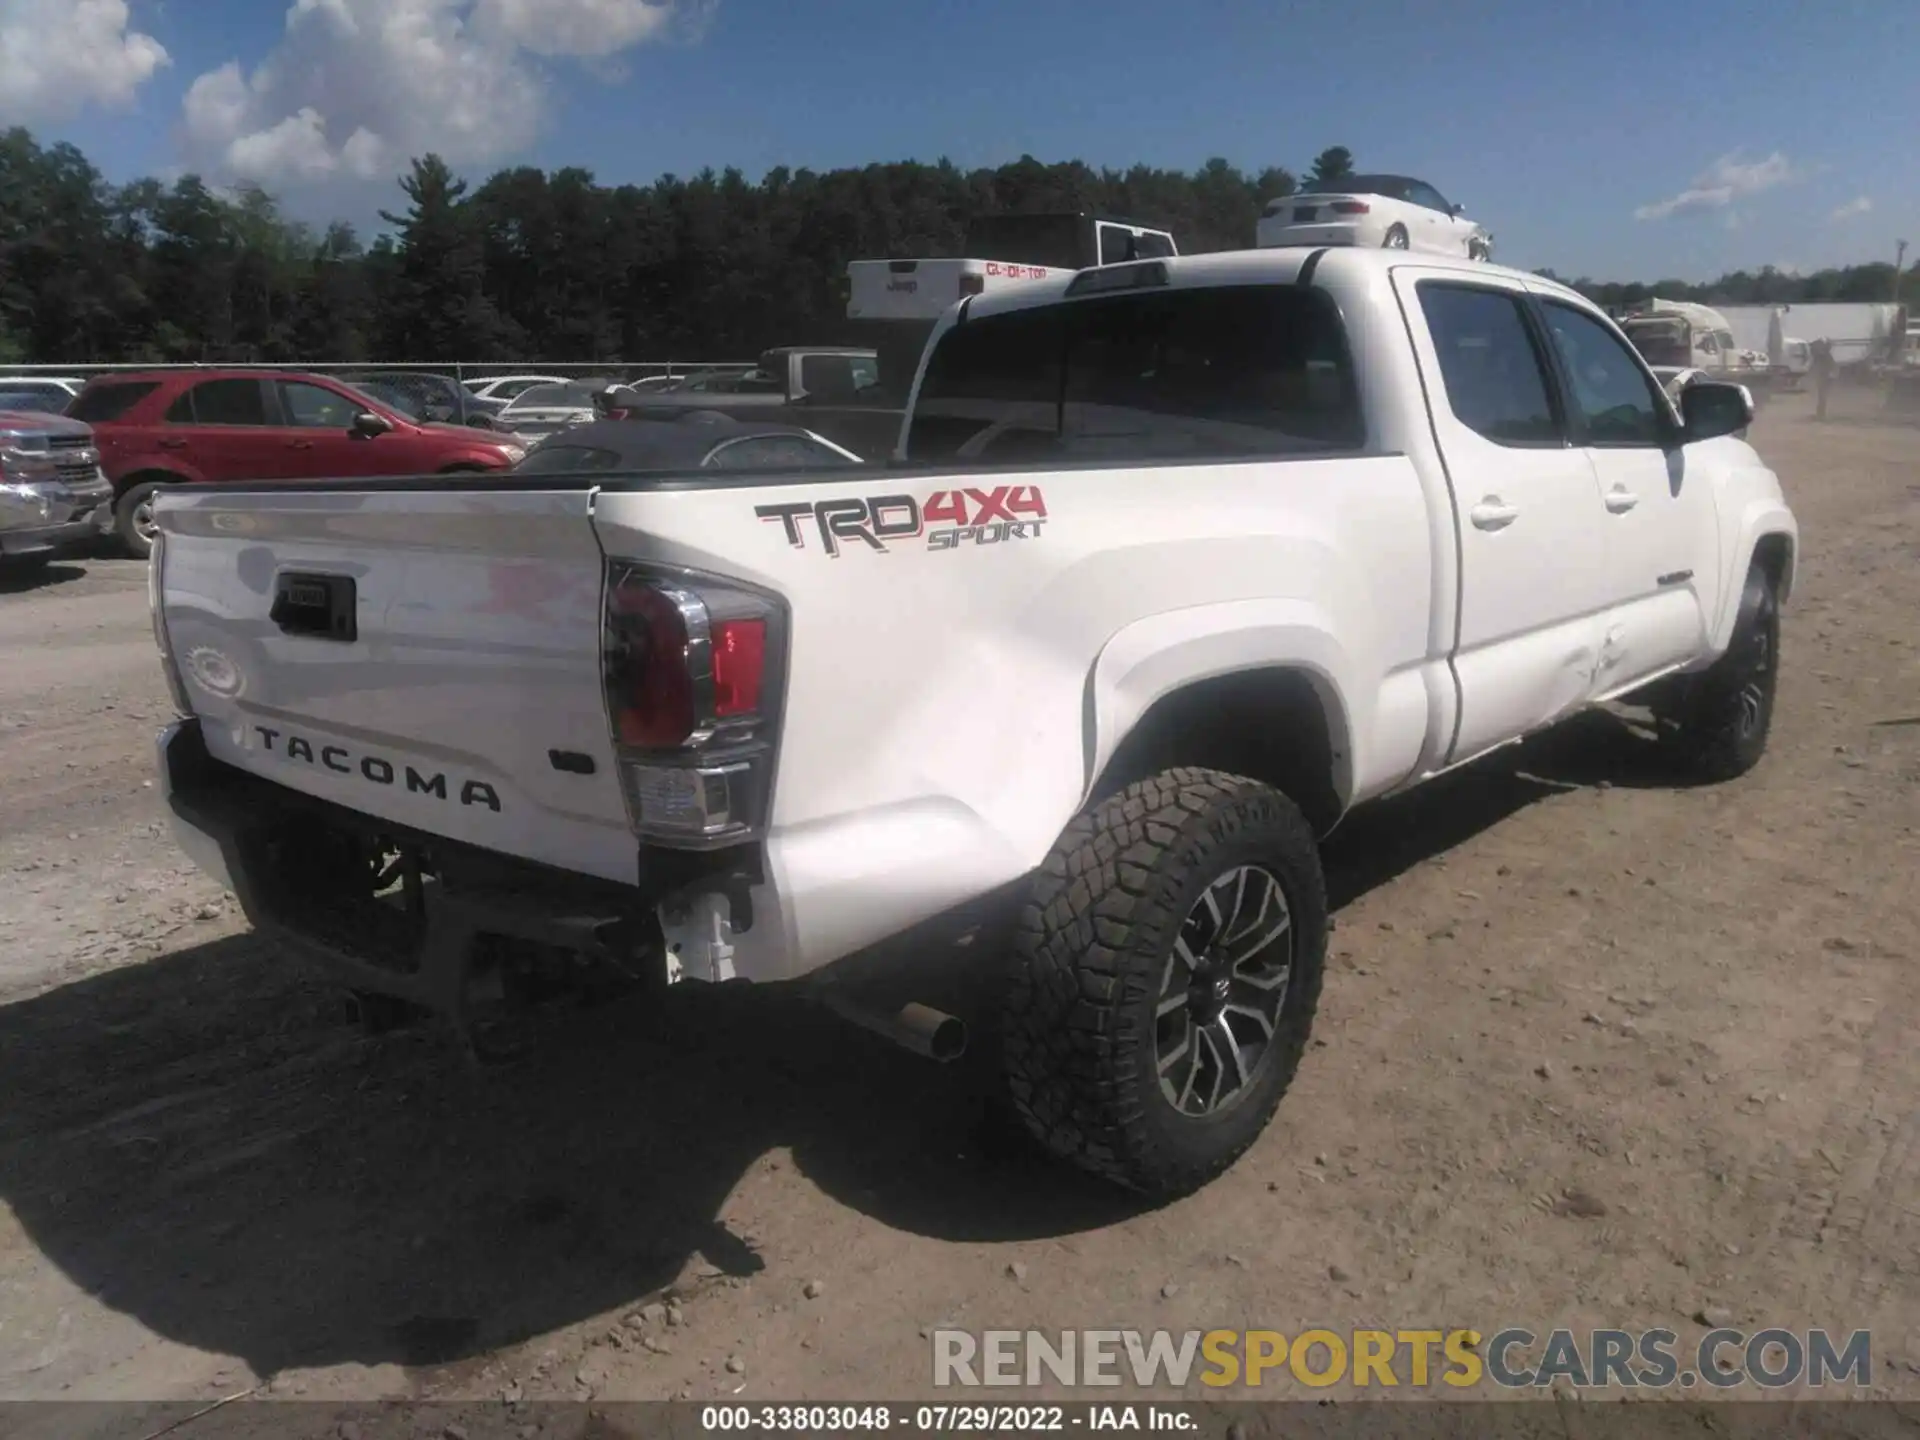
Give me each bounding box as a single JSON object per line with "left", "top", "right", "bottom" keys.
{"left": 1896, "top": 241, "right": 1910, "bottom": 365}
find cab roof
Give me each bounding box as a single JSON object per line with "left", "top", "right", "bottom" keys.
{"left": 954, "top": 245, "right": 1585, "bottom": 324}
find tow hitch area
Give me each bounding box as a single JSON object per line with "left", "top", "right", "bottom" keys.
{"left": 657, "top": 891, "right": 740, "bottom": 983}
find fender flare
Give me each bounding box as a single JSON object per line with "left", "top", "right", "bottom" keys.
{"left": 1710, "top": 499, "right": 1797, "bottom": 654}
{"left": 111, "top": 461, "right": 203, "bottom": 493}
{"left": 1082, "top": 598, "right": 1362, "bottom": 814}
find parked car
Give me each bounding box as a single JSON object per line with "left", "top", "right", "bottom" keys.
{"left": 0, "top": 376, "right": 84, "bottom": 410}
{"left": 74, "top": 369, "right": 526, "bottom": 558}
{"left": 149, "top": 247, "right": 1796, "bottom": 1198}
{"left": 606, "top": 347, "right": 900, "bottom": 459}
{"left": 0, "top": 406, "right": 113, "bottom": 574}
{"left": 653, "top": 366, "right": 758, "bottom": 395}
{"left": 1257, "top": 174, "right": 1492, "bottom": 259}
{"left": 493, "top": 381, "right": 603, "bottom": 441}
{"left": 340, "top": 370, "right": 507, "bottom": 427}
{"left": 517, "top": 415, "right": 864, "bottom": 474}
{"left": 461, "top": 373, "right": 570, "bottom": 403}
{"left": 0, "top": 388, "right": 74, "bottom": 414}
{"left": 617, "top": 349, "right": 880, "bottom": 412}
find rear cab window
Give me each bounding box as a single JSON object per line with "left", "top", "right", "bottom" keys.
{"left": 905, "top": 282, "right": 1365, "bottom": 465}
{"left": 68, "top": 381, "right": 160, "bottom": 423}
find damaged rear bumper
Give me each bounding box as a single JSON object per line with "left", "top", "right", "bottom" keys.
{"left": 155, "top": 718, "right": 769, "bottom": 1012}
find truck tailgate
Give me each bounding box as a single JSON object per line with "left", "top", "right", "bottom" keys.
{"left": 154, "top": 485, "right": 639, "bottom": 886}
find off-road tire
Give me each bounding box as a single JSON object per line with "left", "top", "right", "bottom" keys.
{"left": 114, "top": 480, "right": 163, "bottom": 560}
{"left": 1001, "top": 767, "right": 1327, "bottom": 1197}
{"left": 1383, "top": 225, "right": 1410, "bottom": 250}
{"left": 1665, "top": 562, "right": 1780, "bottom": 781}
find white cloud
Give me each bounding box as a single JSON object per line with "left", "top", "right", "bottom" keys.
{"left": 473, "top": 0, "right": 681, "bottom": 58}
{"left": 0, "top": 0, "right": 169, "bottom": 122}
{"left": 181, "top": 0, "right": 705, "bottom": 186}
{"left": 1633, "top": 151, "right": 1802, "bottom": 222}
{"left": 1829, "top": 195, "right": 1872, "bottom": 222}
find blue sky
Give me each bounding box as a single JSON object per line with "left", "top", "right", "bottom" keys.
{"left": 17, "top": 0, "right": 1918, "bottom": 281}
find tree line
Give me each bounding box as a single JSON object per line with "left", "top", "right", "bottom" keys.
{"left": 0, "top": 128, "right": 1909, "bottom": 366}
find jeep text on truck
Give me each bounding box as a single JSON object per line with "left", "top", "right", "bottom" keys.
{"left": 150, "top": 247, "right": 1796, "bottom": 1197}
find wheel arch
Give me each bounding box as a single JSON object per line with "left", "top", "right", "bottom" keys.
{"left": 1710, "top": 504, "right": 1797, "bottom": 652}
{"left": 1750, "top": 529, "right": 1794, "bottom": 604}
{"left": 1082, "top": 611, "right": 1360, "bottom": 837}
{"left": 112, "top": 465, "right": 195, "bottom": 497}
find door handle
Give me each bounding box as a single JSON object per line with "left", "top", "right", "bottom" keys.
{"left": 287, "top": 440, "right": 315, "bottom": 450}
{"left": 157, "top": 438, "right": 187, "bottom": 450}
{"left": 1469, "top": 498, "right": 1518, "bottom": 531}
{"left": 1604, "top": 487, "right": 1639, "bottom": 513}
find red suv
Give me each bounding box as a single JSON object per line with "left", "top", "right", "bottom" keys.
{"left": 70, "top": 369, "right": 527, "bottom": 557}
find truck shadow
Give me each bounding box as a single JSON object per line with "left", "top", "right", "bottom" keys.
{"left": 0, "top": 713, "right": 1670, "bottom": 1382}
{"left": 0, "top": 560, "right": 89, "bottom": 595}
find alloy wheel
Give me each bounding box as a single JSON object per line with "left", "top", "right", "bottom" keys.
{"left": 1155, "top": 864, "right": 1295, "bottom": 1117}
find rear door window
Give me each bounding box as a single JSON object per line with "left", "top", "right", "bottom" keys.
{"left": 171, "top": 379, "right": 269, "bottom": 426}
{"left": 1417, "top": 283, "right": 1564, "bottom": 446}
{"left": 907, "top": 283, "right": 1364, "bottom": 463}
{"left": 68, "top": 381, "right": 159, "bottom": 423}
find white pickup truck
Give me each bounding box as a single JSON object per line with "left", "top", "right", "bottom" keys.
{"left": 150, "top": 247, "right": 1797, "bottom": 1197}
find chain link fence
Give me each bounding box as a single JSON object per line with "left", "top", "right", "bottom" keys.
{"left": 0, "top": 361, "right": 753, "bottom": 383}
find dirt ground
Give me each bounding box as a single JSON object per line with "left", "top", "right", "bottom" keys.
{"left": 0, "top": 385, "right": 1915, "bottom": 1423}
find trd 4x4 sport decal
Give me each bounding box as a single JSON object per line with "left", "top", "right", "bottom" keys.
{"left": 755, "top": 485, "right": 1048, "bottom": 558}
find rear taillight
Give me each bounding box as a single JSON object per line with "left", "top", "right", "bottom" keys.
{"left": 711, "top": 619, "right": 766, "bottom": 716}
{"left": 959, "top": 273, "right": 986, "bottom": 298}
{"left": 1330, "top": 201, "right": 1370, "bottom": 215}
{"left": 602, "top": 564, "right": 783, "bottom": 848}
{"left": 607, "top": 579, "right": 697, "bottom": 747}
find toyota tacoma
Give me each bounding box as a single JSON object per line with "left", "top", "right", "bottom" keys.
{"left": 149, "top": 247, "right": 1797, "bottom": 1196}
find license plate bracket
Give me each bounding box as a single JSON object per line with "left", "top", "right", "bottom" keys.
{"left": 271, "top": 571, "right": 357, "bottom": 642}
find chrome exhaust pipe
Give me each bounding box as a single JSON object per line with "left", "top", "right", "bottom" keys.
{"left": 821, "top": 993, "right": 967, "bottom": 1063}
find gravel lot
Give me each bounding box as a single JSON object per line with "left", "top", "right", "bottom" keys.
{"left": 1, "top": 387, "right": 1915, "bottom": 1418}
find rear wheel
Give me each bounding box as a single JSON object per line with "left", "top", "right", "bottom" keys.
{"left": 114, "top": 480, "right": 164, "bottom": 560}
{"left": 1383, "top": 224, "right": 1410, "bottom": 250}
{"left": 1000, "top": 767, "right": 1328, "bottom": 1197}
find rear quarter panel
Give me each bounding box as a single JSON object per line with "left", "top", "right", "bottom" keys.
{"left": 593, "top": 450, "right": 1435, "bottom": 973}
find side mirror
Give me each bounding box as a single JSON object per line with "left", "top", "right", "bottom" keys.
{"left": 351, "top": 410, "right": 393, "bottom": 439}
{"left": 1449, "top": 203, "right": 1464, "bottom": 216}
{"left": 1679, "top": 381, "right": 1754, "bottom": 442}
